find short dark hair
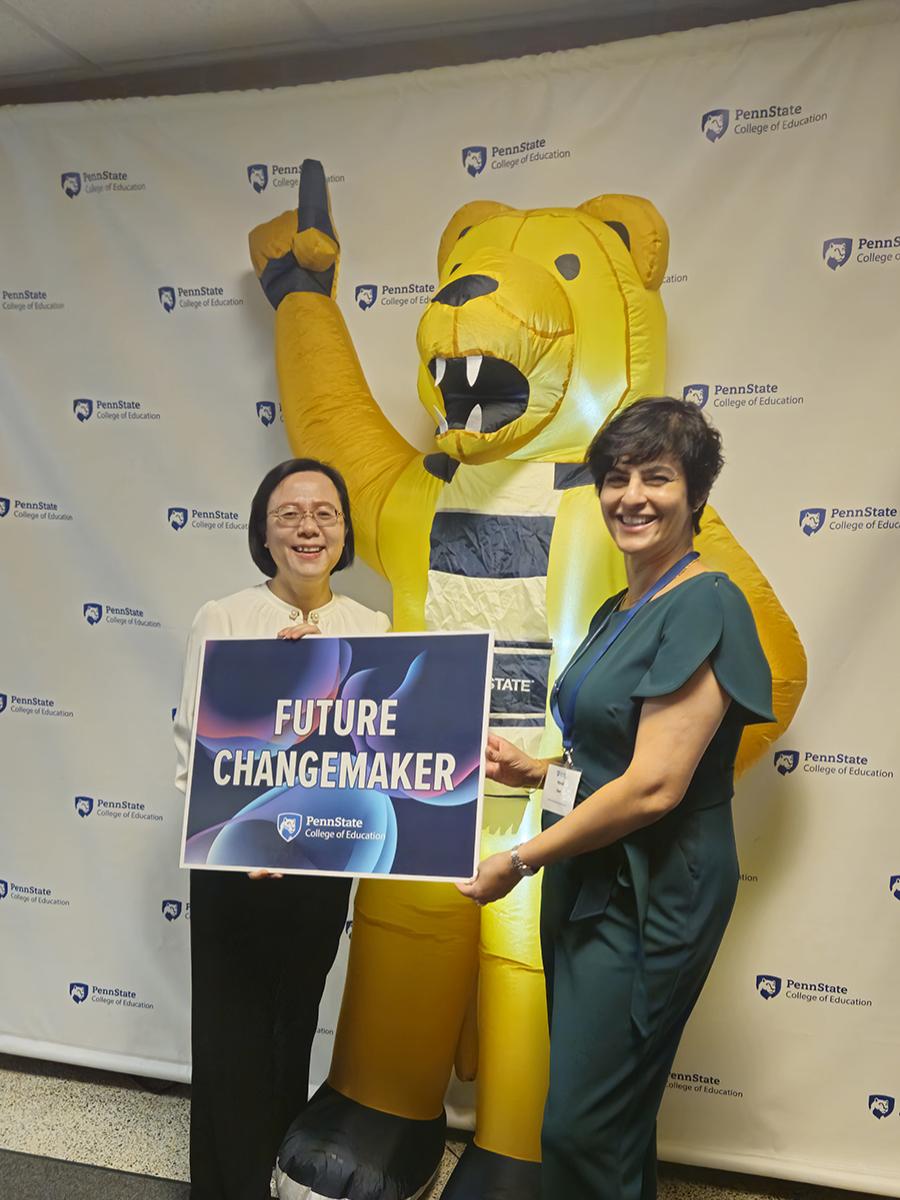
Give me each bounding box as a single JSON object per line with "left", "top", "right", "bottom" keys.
{"left": 585, "top": 397, "right": 724, "bottom": 534}
{"left": 248, "top": 458, "right": 355, "bottom": 577}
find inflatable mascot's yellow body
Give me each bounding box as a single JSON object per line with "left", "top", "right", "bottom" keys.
{"left": 249, "top": 161, "right": 806, "bottom": 1200}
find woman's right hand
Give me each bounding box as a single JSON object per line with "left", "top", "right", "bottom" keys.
{"left": 485, "top": 734, "right": 547, "bottom": 790}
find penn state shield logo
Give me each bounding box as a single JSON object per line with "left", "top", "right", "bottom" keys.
{"left": 247, "top": 164, "right": 269, "bottom": 193}
{"left": 162, "top": 899, "right": 183, "bottom": 921}
{"left": 61, "top": 172, "right": 82, "bottom": 198}
{"left": 683, "top": 384, "right": 709, "bottom": 409}
{"left": 83, "top": 603, "right": 103, "bottom": 626}
{"left": 168, "top": 507, "right": 188, "bottom": 531}
{"left": 0, "top": 498, "right": 9, "bottom": 517}
{"left": 756, "top": 974, "right": 782, "bottom": 999}
{"left": 158, "top": 286, "right": 176, "bottom": 313}
{"left": 345, "top": 920, "right": 354, "bottom": 938}
{"left": 889, "top": 875, "right": 900, "bottom": 900}
{"left": 69, "top": 982, "right": 89, "bottom": 1003}
{"left": 701, "top": 110, "right": 729, "bottom": 143}
{"left": 74, "top": 795, "right": 94, "bottom": 817}
{"left": 0, "top": 880, "right": 8, "bottom": 899}
{"left": 277, "top": 813, "right": 303, "bottom": 843}
{"left": 73, "top": 398, "right": 94, "bottom": 422}
{"left": 355, "top": 285, "right": 378, "bottom": 312}
{"left": 799, "top": 508, "right": 825, "bottom": 537}
{"left": 774, "top": 750, "right": 799, "bottom": 776}
{"left": 461, "top": 146, "right": 487, "bottom": 177}
{"left": 823, "top": 238, "right": 852, "bottom": 270}
{"left": 256, "top": 401, "right": 276, "bottom": 427}
{"left": 869, "top": 1095, "right": 895, "bottom": 1119}
{"left": 0, "top": 694, "right": 6, "bottom": 713}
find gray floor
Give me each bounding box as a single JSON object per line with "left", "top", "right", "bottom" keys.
{"left": 0, "top": 1053, "right": 886, "bottom": 1199}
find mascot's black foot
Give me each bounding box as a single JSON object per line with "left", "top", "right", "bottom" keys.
{"left": 440, "top": 1142, "right": 541, "bottom": 1200}
{"left": 276, "top": 1083, "right": 446, "bottom": 1200}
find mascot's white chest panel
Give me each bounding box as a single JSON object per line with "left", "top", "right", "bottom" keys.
{"left": 425, "top": 458, "right": 563, "bottom": 639}
{"left": 425, "top": 457, "right": 579, "bottom": 757}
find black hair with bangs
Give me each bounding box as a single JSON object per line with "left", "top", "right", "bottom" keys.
{"left": 585, "top": 397, "right": 724, "bottom": 534}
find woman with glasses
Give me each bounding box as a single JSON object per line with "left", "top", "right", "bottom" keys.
{"left": 174, "top": 457, "right": 389, "bottom": 1200}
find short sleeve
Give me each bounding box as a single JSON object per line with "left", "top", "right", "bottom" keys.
{"left": 173, "top": 600, "right": 230, "bottom": 793}
{"left": 632, "top": 576, "right": 775, "bottom": 725}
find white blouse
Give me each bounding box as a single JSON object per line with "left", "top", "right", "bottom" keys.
{"left": 174, "top": 583, "right": 391, "bottom": 793}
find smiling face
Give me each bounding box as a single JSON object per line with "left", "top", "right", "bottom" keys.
{"left": 265, "top": 471, "right": 346, "bottom": 587}
{"left": 599, "top": 454, "right": 695, "bottom": 562}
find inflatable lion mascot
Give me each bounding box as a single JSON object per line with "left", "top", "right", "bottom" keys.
{"left": 248, "top": 161, "right": 806, "bottom": 1200}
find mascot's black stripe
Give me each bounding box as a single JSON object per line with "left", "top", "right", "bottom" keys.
{"left": 490, "top": 648, "right": 551, "bottom": 716}
{"left": 429, "top": 512, "right": 553, "bottom": 579}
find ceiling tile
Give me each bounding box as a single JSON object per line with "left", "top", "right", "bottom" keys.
{"left": 4, "top": 0, "right": 336, "bottom": 65}
{"left": 303, "top": 0, "right": 605, "bottom": 40}
{"left": 0, "top": 6, "right": 86, "bottom": 74}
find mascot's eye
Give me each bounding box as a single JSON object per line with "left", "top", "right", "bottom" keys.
{"left": 457, "top": 226, "right": 472, "bottom": 241}
{"left": 555, "top": 254, "right": 581, "bottom": 280}
{"left": 450, "top": 263, "right": 462, "bottom": 275}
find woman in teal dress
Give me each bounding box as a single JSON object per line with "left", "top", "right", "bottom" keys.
{"left": 458, "top": 397, "right": 774, "bottom": 1200}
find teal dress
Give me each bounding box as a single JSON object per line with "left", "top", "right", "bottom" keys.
{"left": 540, "top": 572, "right": 774, "bottom": 1200}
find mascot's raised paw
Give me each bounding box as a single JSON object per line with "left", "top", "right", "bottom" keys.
{"left": 276, "top": 1084, "right": 446, "bottom": 1200}
{"left": 249, "top": 159, "right": 340, "bottom": 309}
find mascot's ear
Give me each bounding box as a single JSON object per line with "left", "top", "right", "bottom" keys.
{"left": 437, "top": 200, "right": 515, "bottom": 275}
{"left": 578, "top": 195, "right": 669, "bottom": 291}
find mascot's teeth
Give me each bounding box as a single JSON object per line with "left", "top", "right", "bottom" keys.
{"left": 433, "top": 357, "right": 446, "bottom": 386}
{"left": 465, "top": 404, "right": 483, "bottom": 433}
{"left": 433, "top": 406, "right": 449, "bottom": 435}
{"left": 466, "top": 355, "right": 483, "bottom": 387}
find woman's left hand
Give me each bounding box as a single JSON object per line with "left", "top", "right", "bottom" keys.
{"left": 277, "top": 623, "right": 320, "bottom": 640}
{"left": 456, "top": 851, "right": 521, "bottom": 906}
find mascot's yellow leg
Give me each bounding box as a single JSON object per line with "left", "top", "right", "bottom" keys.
{"left": 473, "top": 794, "right": 548, "bottom": 1162}
{"left": 329, "top": 879, "right": 480, "bottom": 1120}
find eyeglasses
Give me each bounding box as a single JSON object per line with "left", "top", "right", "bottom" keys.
{"left": 267, "top": 504, "right": 343, "bottom": 528}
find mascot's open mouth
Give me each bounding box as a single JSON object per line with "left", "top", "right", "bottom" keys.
{"left": 428, "top": 355, "right": 529, "bottom": 434}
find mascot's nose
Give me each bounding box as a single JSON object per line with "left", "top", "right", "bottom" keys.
{"left": 432, "top": 273, "right": 499, "bottom": 308}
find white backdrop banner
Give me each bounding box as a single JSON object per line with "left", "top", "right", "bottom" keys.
{"left": 2, "top": 0, "right": 899, "bottom": 1191}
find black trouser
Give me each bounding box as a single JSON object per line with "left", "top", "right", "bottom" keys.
{"left": 189, "top": 870, "right": 351, "bottom": 1200}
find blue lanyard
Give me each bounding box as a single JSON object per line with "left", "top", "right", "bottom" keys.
{"left": 550, "top": 551, "right": 699, "bottom": 763}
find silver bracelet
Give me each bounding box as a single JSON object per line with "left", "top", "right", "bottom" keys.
{"left": 510, "top": 845, "right": 537, "bottom": 878}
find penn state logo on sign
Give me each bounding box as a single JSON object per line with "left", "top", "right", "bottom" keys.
{"left": 461, "top": 146, "right": 487, "bottom": 177}
{"left": 799, "top": 508, "right": 825, "bottom": 537}
{"left": 0, "top": 694, "right": 7, "bottom": 713}
{"left": 0, "top": 880, "right": 8, "bottom": 899}
{"left": 756, "top": 974, "right": 782, "bottom": 999}
{"left": 355, "top": 285, "right": 378, "bottom": 312}
{"left": 74, "top": 795, "right": 94, "bottom": 818}
{"left": 701, "top": 110, "right": 729, "bottom": 143}
{"left": 158, "top": 286, "right": 176, "bottom": 313}
{"left": 774, "top": 750, "right": 799, "bottom": 776}
{"left": 256, "top": 401, "right": 276, "bottom": 427}
{"left": 73, "top": 398, "right": 94, "bottom": 422}
{"left": 890, "top": 875, "right": 900, "bottom": 900}
{"left": 247, "top": 164, "right": 269, "bottom": 193}
{"left": 61, "top": 172, "right": 82, "bottom": 198}
{"left": 0, "top": 498, "right": 9, "bottom": 517}
{"left": 168, "top": 507, "right": 188, "bottom": 531}
{"left": 83, "top": 603, "right": 103, "bottom": 626}
{"left": 683, "top": 384, "right": 709, "bottom": 408}
{"left": 277, "top": 812, "right": 303, "bottom": 843}
{"left": 69, "top": 982, "right": 89, "bottom": 1004}
{"left": 869, "top": 1095, "right": 895, "bottom": 1119}
{"left": 345, "top": 920, "right": 354, "bottom": 938}
{"left": 823, "top": 238, "right": 852, "bottom": 270}
{"left": 162, "top": 899, "right": 183, "bottom": 921}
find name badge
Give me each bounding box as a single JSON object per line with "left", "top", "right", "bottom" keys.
{"left": 542, "top": 763, "right": 581, "bottom": 817}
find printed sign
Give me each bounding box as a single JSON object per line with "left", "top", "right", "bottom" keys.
{"left": 181, "top": 632, "right": 492, "bottom": 881}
